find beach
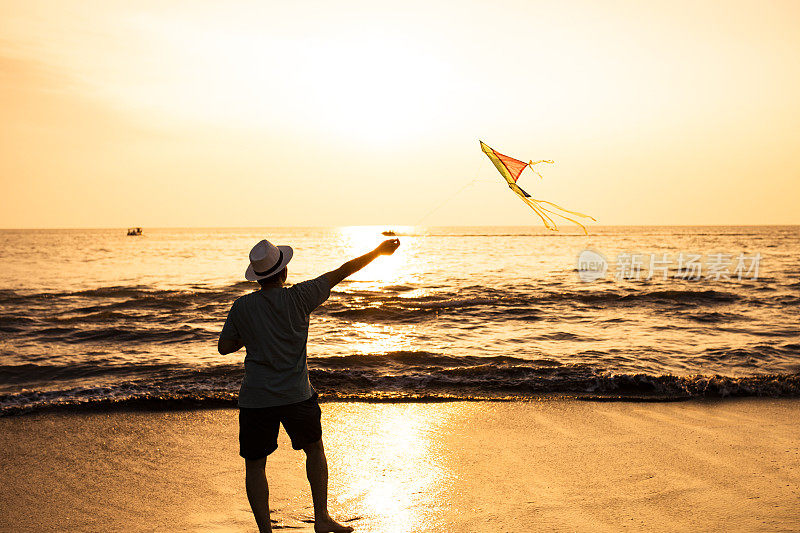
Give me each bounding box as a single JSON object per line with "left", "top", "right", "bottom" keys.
{"left": 1, "top": 398, "right": 798, "bottom": 532}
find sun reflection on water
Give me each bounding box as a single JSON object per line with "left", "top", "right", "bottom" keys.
{"left": 309, "top": 226, "right": 426, "bottom": 359}
{"left": 347, "top": 323, "right": 412, "bottom": 355}
{"left": 328, "top": 403, "right": 455, "bottom": 533}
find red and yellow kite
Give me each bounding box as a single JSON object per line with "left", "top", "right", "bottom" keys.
{"left": 480, "top": 141, "right": 595, "bottom": 234}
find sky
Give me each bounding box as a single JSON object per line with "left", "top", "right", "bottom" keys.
{"left": 1, "top": 0, "right": 799, "bottom": 228}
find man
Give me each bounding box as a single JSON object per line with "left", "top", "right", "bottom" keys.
{"left": 218, "top": 237, "right": 401, "bottom": 533}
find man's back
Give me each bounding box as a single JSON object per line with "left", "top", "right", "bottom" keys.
{"left": 220, "top": 274, "right": 330, "bottom": 408}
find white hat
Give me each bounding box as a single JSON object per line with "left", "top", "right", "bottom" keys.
{"left": 245, "top": 239, "right": 293, "bottom": 281}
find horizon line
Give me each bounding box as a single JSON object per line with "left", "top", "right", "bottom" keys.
{"left": 1, "top": 223, "right": 799, "bottom": 231}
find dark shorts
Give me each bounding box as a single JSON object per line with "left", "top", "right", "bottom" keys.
{"left": 239, "top": 392, "right": 322, "bottom": 460}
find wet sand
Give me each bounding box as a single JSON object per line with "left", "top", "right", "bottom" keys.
{"left": 1, "top": 399, "right": 798, "bottom": 532}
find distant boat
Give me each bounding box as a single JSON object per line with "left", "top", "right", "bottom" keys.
{"left": 381, "top": 230, "right": 396, "bottom": 236}
{"left": 127, "top": 227, "right": 143, "bottom": 236}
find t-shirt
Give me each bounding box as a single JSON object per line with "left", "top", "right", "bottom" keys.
{"left": 220, "top": 274, "right": 331, "bottom": 408}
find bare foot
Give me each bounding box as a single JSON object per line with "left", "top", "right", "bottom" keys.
{"left": 314, "top": 518, "right": 354, "bottom": 533}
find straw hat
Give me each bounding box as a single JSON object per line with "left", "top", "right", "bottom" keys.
{"left": 245, "top": 239, "right": 293, "bottom": 281}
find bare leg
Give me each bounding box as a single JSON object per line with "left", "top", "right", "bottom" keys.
{"left": 303, "top": 439, "right": 353, "bottom": 533}
{"left": 245, "top": 457, "right": 272, "bottom": 533}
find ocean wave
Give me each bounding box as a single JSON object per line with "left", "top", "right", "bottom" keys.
{"left": 2, "top": 352, "right": 798, "bottom": 416}
{"left": 0, "top": 285, "right": 750, "bottom": 313}
{"left": 0, "top": 361, "right": 207, "bottom": 384}
{"left": 10, "top": 324, "right": 216, "bottom": 345}
{"left": 316, "top": 288, "right": 746, "bottom": 322}
{"left": 0, "top": 286, "right": 239, "bottom": 309}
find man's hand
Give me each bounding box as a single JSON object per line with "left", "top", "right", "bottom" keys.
{"left": 325, "top": 238, "right": 401, "bottom": 288}
{"left": 377, "top": 238, "right": 400, "bottom": 256}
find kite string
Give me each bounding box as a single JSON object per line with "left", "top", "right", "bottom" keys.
{"left": 414, "top": 161, "right": 486, "bottom": 226}
{"left": 414, "top": 178, "right": 480, "bottom": 226}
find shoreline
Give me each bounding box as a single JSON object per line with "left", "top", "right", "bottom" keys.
{"left": 0, "top": 391, "right": 786, "bottom": 418}
{"left": 5, "top": 373, "right": 800, "bottom": 417}
{"left": 1, "top": 397, "right": 798, "bottom": 532}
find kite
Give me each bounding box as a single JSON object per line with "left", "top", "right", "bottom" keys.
{"left": 480, "top": 141, "right": 595, "bottom": 234}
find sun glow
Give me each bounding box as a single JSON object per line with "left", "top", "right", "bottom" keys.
{"left": 106, "top": 15, "right": 458, "bottom": 144}
{"left": 335, "top": 226, "right": 411, "bottom": 286}
{"left": 3, "top": 1, "right": 800, "bottom": 228}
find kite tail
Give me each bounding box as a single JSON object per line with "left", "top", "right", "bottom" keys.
{"left": 530, "top": 199, "right": 594, "bottom": 235}
{"left": 535, "top": 199, "right": 597, "bottom": 222}
{"left": 527, "top": 160, "right": 554, "bottom": 179}
{"left": 521, "top": 197, "right": 559, "bottom": 231}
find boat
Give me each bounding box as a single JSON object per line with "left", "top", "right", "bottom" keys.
{"left": 127, "top": 227, "right": 143, "bottom": 236}
{"left": 381, "top": 230, "right": 396, "bottom": 236}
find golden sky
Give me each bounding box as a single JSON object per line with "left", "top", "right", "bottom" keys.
{"left": 1, "top": 0, "right": 799, "bottom": 228}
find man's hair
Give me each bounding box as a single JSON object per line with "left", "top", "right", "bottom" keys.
{"left": 257, "top": 267, "right": 287, "bottom": 288}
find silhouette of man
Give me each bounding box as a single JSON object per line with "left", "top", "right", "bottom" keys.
{"left": 219, "top": 237, "right": 400, "bottom": 533}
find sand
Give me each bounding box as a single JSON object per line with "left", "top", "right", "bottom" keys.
{"left": 0, "top": 399, "right": 798, "bottom": 532}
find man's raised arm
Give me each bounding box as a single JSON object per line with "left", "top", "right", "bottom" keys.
{"left": 324, "top": 238, "right": 400, "bottom": 288}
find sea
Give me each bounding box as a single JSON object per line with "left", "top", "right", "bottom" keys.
{"left": 1, "top": 226, "right": 798, "bottom": 415}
